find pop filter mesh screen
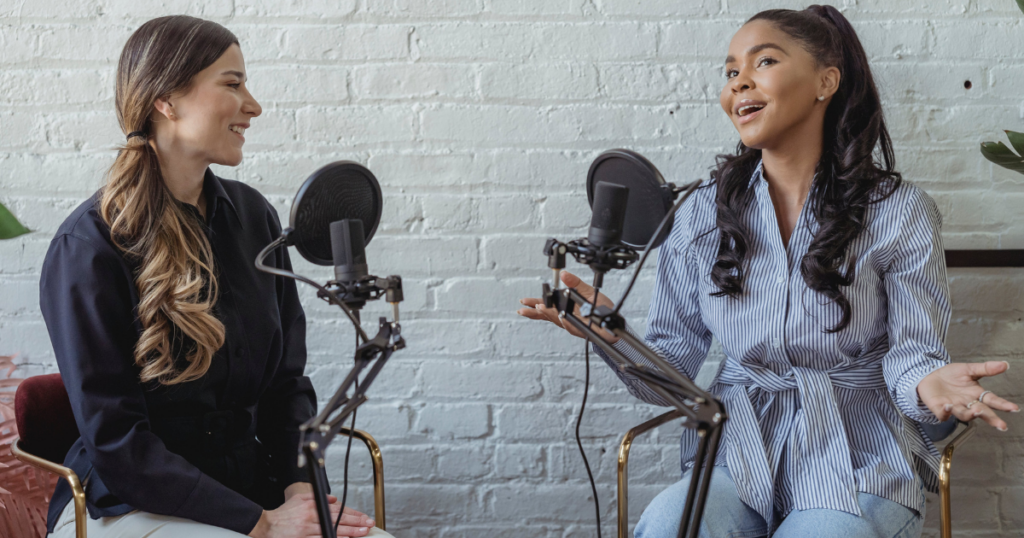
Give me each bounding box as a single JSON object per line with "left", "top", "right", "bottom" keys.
{"left": 588, "top": 151, "right": 671, "bottom": 249}
{"left": 290, "top": 162, "right": 382, "bottom": 266}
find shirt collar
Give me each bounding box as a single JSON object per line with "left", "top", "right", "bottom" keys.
{"left": 202, "top": 168, "right": 244, "bottom": 230}
{"left": 749, "top": 159, "right": 765, "bottom": 188}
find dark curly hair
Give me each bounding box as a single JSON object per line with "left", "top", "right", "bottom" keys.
{"left": 709, "top": 5, "right": 901, "bottom": 333}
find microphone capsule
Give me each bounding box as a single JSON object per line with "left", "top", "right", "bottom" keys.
{"left": 588, "top": 181, "right": 629, "bottom": 248}
{"left": 330, "top": 219, "right": 369, "bottom": 282}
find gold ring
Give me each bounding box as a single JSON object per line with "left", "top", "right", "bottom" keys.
{"left": 966, "top": 399, "right": 979, "bottom": 409}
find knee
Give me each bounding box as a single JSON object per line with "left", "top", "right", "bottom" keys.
{"left": 634, "top": 485, "right": 685, "bottom": 538}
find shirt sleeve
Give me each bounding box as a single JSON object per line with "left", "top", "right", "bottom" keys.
{"left": 39, "top": 233, "right": 264, "bottom": 534}
{"left": 593, "top": 207, "right": 713, "bottom": 406}
{"left": 256, "top": 208, "right": 317, "bottom": 488}
{"left": 881, "top": 187, "right": 951, "bottom": 424}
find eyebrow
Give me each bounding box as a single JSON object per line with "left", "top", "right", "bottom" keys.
{"left": 724, "top": 43, "right": 789, "bottom": 65}
{"left": 221, "top": 70, "right": 247, "bottom": 81}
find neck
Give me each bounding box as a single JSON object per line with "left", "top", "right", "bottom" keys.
{"left": 760, "top": 121, "right": 824, "bottom": 201}
{"left": 150, "top": 139, "right": 208, "bottom": 207}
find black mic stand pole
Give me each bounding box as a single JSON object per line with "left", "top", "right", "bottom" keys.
{"left": 540, "top": 208, "right": 726, "bottom": 538}
{"left": 302, "top": 276, "right": 405, "bottom": 538}
{"left": 543, "top": 283, "right": 724, "bottom": 538}
{"left": 255, "top": 238, "right": 404, "bottom": 538}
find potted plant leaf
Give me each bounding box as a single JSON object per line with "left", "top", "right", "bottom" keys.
{"left": 0, "top": 202, "right": 29, "bottom": 240}
{"left": 980, "top": 1, "right": 1024, "bottom": 174}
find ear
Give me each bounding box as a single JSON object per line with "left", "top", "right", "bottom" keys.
{"left": 819, "top": 66, "right": 841, "bottom": 100}
{"left": 153, "top": 96, "right": 175, "bottom": 121}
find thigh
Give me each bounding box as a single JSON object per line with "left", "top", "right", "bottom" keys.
{"left": 773, "top": 493, "right": 923, "bottom": 538}
{"left": 635, "top": 467, "right": 768, "bottom": 538}
{"left": 49, "top": 500, "right": 247, "bottom": 538}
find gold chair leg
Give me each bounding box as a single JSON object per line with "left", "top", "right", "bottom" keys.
{"left": 617, "top": 411, "right": 683, "bottom": 538}
{"left": 339, "top": 428, "right": 386, "bottom": 531}
{"left": 939, "top": 421, "right": 975, "bottom": 538}
{"left": 11, "top": 439, "right": 87, "bottom": 538}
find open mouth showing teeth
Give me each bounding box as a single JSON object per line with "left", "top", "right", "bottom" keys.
{"left": 738, "top": 105, "right": 765, "bottom": 116}
{"left": 230, "top": 125, "right": 246, "bottom": 135}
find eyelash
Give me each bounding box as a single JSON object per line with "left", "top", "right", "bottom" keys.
{"left": 228, "top": 83, "right": 241, "bottom": 89}
{"left": 724, "top": 57, "right": 777, "bottom": 79}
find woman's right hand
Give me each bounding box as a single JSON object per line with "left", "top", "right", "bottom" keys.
{"left": 249, "top": 493, "right": 374, "bottom": 538}
{"left": 517, "top": 271, "right": 619, "bottom": 343}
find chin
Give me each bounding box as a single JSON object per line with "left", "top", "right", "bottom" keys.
{"left": 217, "top": 152, "right": 244, "bottom": 167}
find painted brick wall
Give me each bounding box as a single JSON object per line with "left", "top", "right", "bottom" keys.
{"left": 1, "top": 1, "right": 1022, "bottom": 536}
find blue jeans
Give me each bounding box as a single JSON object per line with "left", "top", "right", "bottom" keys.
{"left": 635, "top": 468, "right": 924, "bottom": 538}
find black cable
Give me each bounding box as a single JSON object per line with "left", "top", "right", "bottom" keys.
{"left": 575, "top": 286, "right": 603, "bottom": 538}
{"left": 612, "top": 180, "right": 702, "bottom": 317}
{"left": 335, "top": 389, "right": 358, "bottom": 531}
{"left": 255, "top": 237, "right": 369, "bottom": 342}
{"left": 334, "top": 328, "right": 361, "bottom": 532}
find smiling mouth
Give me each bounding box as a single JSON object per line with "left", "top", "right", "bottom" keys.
{"left": 737, "top": 104, "right": 765, "bottom": 117}
{"left": 229, "top": 125, "right": 246, "bottom": 136}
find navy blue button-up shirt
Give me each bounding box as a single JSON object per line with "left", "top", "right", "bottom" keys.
{"left": 39, "top": 169, "right": 315, "bottom": 534}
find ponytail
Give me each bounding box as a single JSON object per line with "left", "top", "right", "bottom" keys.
{"left": 101, "top": 16, "right": 237, "bottom": 385}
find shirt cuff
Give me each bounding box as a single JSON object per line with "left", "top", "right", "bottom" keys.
{"left": 900, "top": 361, "right": 946, "bottom": 424}
{"left": 173, "top": 473, "right": 264, "bottom": 534}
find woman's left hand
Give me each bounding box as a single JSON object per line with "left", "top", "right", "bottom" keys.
{"left": 282, "top": 483, "right": 375, "bottom": 536}
{"left": 917, "top": 361, "right": 1020, "bottom": 430}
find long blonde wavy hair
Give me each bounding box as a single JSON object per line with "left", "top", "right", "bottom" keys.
{"left": 101, "top": 16, "right": 238, "bottom": 385}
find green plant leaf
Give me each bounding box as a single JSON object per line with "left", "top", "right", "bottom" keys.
{"left": 1005, "top": 130, "right": 1024, "bottom": 155}
{"left": 1017, "top": 0, "right": 1024, "bottom": 15}
{"left": 981, "top": 140, "right": 1024, "bottom": 174}
{"left": 0, "top": 202, "right": 29, "bottom": 240}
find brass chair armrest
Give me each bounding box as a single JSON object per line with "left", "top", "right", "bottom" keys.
{"left": 11, "top": 438, "right": 87, "bottom": 538}
{"left": 339, "top": 428, "right": 386, "bottom": 531}
{"left": 618, "top": 410, "right": 683, "bottom": 538}
{"left": 939, "top": 420, "right": 976, "bottom": 538}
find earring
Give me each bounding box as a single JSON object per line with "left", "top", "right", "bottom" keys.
{"left": 817, "top": 96, "right": 825, "bottom": 101}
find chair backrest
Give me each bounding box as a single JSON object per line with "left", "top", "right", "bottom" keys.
{"left": 921, "top": 417, "right": 959, "bottom": 443}
{"left": 14, "top": 373, "right": 80, "bottom": 464}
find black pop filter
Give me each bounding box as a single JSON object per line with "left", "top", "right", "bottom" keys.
{"left": 586, "top": 149, "right": 673, "bottom": 250}
{"left": 289, "top": 161, "right": 383, "bottom": 266}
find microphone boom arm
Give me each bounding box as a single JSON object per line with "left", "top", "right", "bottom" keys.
{"left": 541, "top": 283, "right": 726, "bottom": 538}
{"left": 539, "top": 177, "right": 722, "bottom": 538}
{"left": 300, "top": 318, "right": 405, "bottom": 538}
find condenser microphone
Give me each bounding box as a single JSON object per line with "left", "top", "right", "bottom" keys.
{"left": 587, "top": 181, "right": 629, "bottom": 248}
{"left": 330, "top": 219, "right": 368, "bottom": 283}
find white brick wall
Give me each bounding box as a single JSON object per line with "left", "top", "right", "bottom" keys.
{"left": 1, "top": 1, "right": 1022, "bottom": 536}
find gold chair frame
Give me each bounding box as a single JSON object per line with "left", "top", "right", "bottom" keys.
{"left": 616, "top": 410, "right": 972, "bottom": 538}
{"left": 339, "top": 427, "right": 387, "bottom": 530}
{"left": 10, "top": 427, "right": 387, "bottom": 537}
{"left": 11, "top": 438, "right": 88, "bottom": 538}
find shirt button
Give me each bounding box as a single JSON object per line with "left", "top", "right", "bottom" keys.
{"left": 772, "top": 339, "right": 781, "bottom": 348}
{"left": 776, "top": 275, "right": 785, "bottom": 284}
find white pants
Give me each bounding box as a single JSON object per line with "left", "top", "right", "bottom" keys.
{"left": 50, "top": 500, "right": 395, "bottom": 538}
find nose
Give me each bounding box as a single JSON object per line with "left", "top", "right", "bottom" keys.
{"left": 730, "top": 68, "right": 753, "bottom": 93}
{"left": 242, "top": 87, "right": 262, "bottom": 118}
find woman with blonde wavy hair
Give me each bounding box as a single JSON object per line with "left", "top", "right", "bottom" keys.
{"left": 39, "top": 15, "right": 389, "bottom": 538}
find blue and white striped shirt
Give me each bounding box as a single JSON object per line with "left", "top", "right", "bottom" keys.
{"left": 597, "top": 161, "right": 949, "bottom": 527}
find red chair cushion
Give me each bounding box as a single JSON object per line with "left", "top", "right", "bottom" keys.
{"left": 14, "top": 373, "right": 80, "bottom": 464}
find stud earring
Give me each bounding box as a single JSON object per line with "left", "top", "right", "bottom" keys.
{"left": 817, "top": 96, "right": 825, "bottom": 101}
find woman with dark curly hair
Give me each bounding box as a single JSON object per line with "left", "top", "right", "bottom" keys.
{"left": 520, "top": 5, "right": 1018, "bottom": 537}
